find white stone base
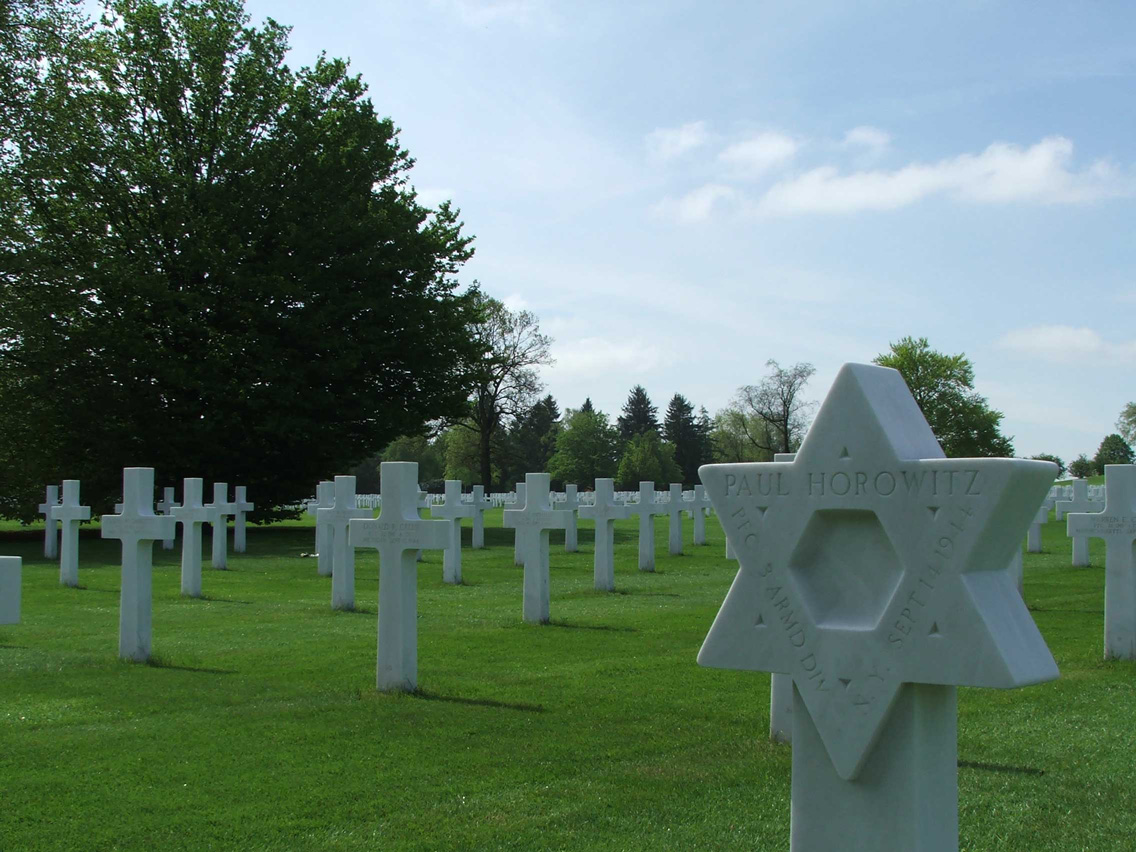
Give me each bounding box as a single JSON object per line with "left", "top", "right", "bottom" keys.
{"left": 790, "top": 682, "right": 958, "bottom": 852}
{"left": 0, "top": 557, "right": 21, "bottom": 624}
{"left": 770, "top": 673, "right": 792, "bottom": 743}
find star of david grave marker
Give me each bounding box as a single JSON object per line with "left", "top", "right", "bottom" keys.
{"left": 0, "top": 556, "right": 20, "bottom": 624}
{"left": 207, "top": 483, "right": 236, "bottom": 570}
{"left": 470, "top": 485, "right": 492, "bottom": 549}
{"left": 579, "top": 478, "right": 632, "bottom": 591}
{"left": 318, "top": 476, "right": 370, "bottom": 611}
{"left": 1057, "top": 479, "right": 1103, "bottom": 566}
{"left": 698, "top": 363, "right": 1058, "bottom": 852}
{"left": 1067, "top": 464, "right": 1136, "bottom": 660}
{"left": 430, "top": 479, "right": 474, "bottom": 584}
{"left": 628, "top": 481, "right": 665, "bottom": 572}
{"left": 38, "top": 485, "right": 60, "bottom": 560}
{"left": 101, "top": 468, "right": 177, "bottom": 661}
{"left": 171, "top": 478, "right": 219, "bottom": 598}
{"left": 503, "top": 473, "right": 571, "bottom": 623}
{"left": 350, "top": 462, "right": 450, "bottom": 691}
{"left": 233, "top": 486, "right": 254, "bottom": 553}
{"left": 51, "top": 480, "right": 91, "bottom": 587}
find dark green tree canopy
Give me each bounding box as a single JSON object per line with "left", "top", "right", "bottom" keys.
{"left": 579, "top": 397, "right": 594, "bottom": 413}
{"left": 1115, "top": 403, "right": 1136, "bottom": 447}
{"left": 617, "top": 385, "right": 658, "bottom": 442}
{"left": 616, "top": 430, "right": 680, "bottom": 491}
{"left": 503, "top": 394, "right": 561, "bottom": 485}
{"left": 0, "top": 0, "right": 483, "bottom": 518}
{"left": 1030, "top": 454, "right": 1066, "bottom": 479}
{"left": 1068, "top": 454, "right": 1095, "bottom": 479}
{"left": 1094, "top": 434, "right": 1134, "bottom": 471}
{"left": 548, "top": 407, "right": 620, "bottom": 487}
{"left": 874, "top": 337, "right": 1013, "bottom": 458}
{"left": 662, "top": 393, "right": 710, "bottom": 486}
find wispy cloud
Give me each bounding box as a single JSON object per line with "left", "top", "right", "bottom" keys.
{"left": 756, "top": 136, "right": 1131, "bottom": 216}
{"left": 718, "top": 131, "right": 798, "bottom": 177}
{"left": 551, "top": 336, "right": 673, "bottom": 378}
{"left": 997, "top": 325, "right": 1136, "bottom": 363}
{"left": 646, "top": 121, "right": 710, "bottom": 162}
{"left": 842, "top": 125, "right": 891, "bottom": 153}
{"left": 650, "top": 183, "right": 737, "bottom": 222}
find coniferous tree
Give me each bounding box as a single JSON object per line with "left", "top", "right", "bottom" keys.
{"left": 617, "top": 385, "right": 659, "bottom": 442}
{"left": 580, "top": 397, "right": 594, "bottom": 413}
{"left": 663, "top": 393, "right": 703, "bottom": 486}
{"left": 503, "top": 395, "right": 561, "bottom": 482}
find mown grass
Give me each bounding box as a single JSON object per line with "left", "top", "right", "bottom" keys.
{"left": 1, "top": 508, "right": 1134, "bottom": 850}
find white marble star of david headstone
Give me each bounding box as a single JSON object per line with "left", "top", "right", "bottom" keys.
{"left": 698, "top": 363, "right": 1058, "bottom": 851}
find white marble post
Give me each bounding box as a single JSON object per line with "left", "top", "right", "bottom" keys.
{"left": 171, "top": 478, "right": 218, "bottom": 598}
{"left": 207, "top": 483, "right": 236, "bottom": 569}
{"left": 414, "top": 487, "right": 430, "bottom": 562}
{"left": 156, "top": 487, "right": 178, "bottom": 550}
{"left": 350, "top": 462, "right": 450, "bottom": 692}
{"left": 503, "top": 473, "right": 571, "bottom": 623}
{"left": 698, "top": 363, "right": 1058, "bottom": 852}
{"left": 37, "top": 485, "right": 60, "bottom": 560}
{"left": 51, "top": 480, "right": 90, "bottom": 587}
{"left": 1058, "top": 479, "right": 1104, "bottom": 567}
{"left": 312, "top": 480, "right": 335, "bottom": 576}
{"left": 666, "top": 483, "right": 686, "bottom": 556}
{"left": 561, "top": 484, "right": 580, "bottom": 553}
{"left": 579, "top": 478, "right": 632, "bottom": 591}
{"left": 0, "top": 556, "right": 21, "bottom": 624}
{"left": 692, "top": 484, "right": 710, "bottom": 545}
{"left": 470, "top": 485, "right": 492, "bottom": 548}
{"left": 101, "top": 468, "right": 176, "bottom": 661}
{"left": 1068, "top": 464, "right": 1136, "bottom": 660}
{"left": 511, "top": 482, "right": 527, "bottom": 566}
{"left": 233, "top": 486, "right": 254, "bottom": 553}
{"left": 1026, "top": 504, "right": 1047, "bottom": 553}
{"left": 318, "top": 475, "right": 370, "bottom": 611}
{"left": 628, "top": 481, "right": 664, "bottom": 572}
{"left": 430, "top": 479, "right": 474, "bottom": 584}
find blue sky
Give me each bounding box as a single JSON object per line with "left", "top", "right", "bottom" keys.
{"left": 246, "top": 0, "right": 1135, "bottom": 462}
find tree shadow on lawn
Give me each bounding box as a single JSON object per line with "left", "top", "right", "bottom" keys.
{"left": 1028, "top": 605, "right": 1104, "bottom": 615}
{"left": 143, "top": 657, "right": 237, "bottom": 675}
{"left": 70, "top": 585, "right": 117, "bottom": 594}
{"left": 197, "top": 595, "right": 254, "bottom": 605}
{"left": 411, "top": 688, "right": 544, "bottom": 714}
{"left": 546, "top": 618, "right": 637, "bottom": 633}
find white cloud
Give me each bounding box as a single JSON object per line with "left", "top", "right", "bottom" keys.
{"left": 550, "top": 336, "right": 673, "bottom": 378}
{"left": 645, "top": 121, "right": 710, "bottom": 162}
{"left": 842, "top": 125, "right": 891, "bottom": 152}
{"left": 650, "top": 183, "right": 737, "bottom": 222}
{"left": 718, "top": 131, "right": 798, "bottom": 176}
{"left": 756, "top": 136, "right": 1132, "bottom": 216}
{"left": 997, "top": 325, "right": 1136, "bottom": 364}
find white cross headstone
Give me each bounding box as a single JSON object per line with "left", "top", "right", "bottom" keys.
{"left": 430, "top": 479, "right": 474, "bottom": 584}
{"left": 628, "top": 481, "right": 665, "bottom": 572}
{"left": 310, "top": 480, "right": 335, "bottom": 576}
{"left": 579, "top": 478, "right": 632, "bottom": 591}
{"left": 101, "top": 468, "right": 177, "bottom": 661}
{"left": 1027, "top": 503, "right": 1047, "bottom": 553}
{"left": 318, "top": 475, "right": 370, "bottom": 611}
{"left": 207, "top": 483, "right": 236, "bottom": 569}
{"left": 171, "top": 478, "right": 219, "bottom": 598}
{"left": 698, "top": 363, "right": 1058, "bottom": 852}
{"left": 503, "top": 473, "right": 571, "bottom": 623}
{"left": 666, "top": 482, "right": 686, "bottom": 556}
{"left": 470, "top": 485, "right": 492, "bottom": 549}
{"left": 1067, "top": 464, "right": 1136, "bottom": 660}
{"left": 156, "top": 487, "right": 179, "bottom": 550}
{"left": 1057, "top": 479, "right": 1104, "bottom": 566}
{"left": 692, "top": 484, "right": 711, "bottom": 545}
{"left": 232, "top": 486, "right": 254, "bottom": 553}
{"left": 0, "top": 556, "right": 20, "bottom": 624}
{"left": 38, "top": 485, "right": 60, "bottom": 559}
{"left": 511, "top": 482, "right": 527, "bottom": 566}
{"left": 51, "top": 480, "right": 91, "bottom": 587}
{"left": 350, "top": 462, "right": 450, "bottom": 691}
{"left": 561, "top": 484, "right": 580, "bottom": 552}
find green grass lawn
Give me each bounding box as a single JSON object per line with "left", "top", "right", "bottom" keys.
{"left": 2, "top": 509, "right": 1134, "bottom": 850}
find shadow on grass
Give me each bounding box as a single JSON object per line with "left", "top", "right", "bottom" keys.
{"left": 0, "top": 644, "right": 27, "bottom": 650}
{"left": 198, "top": 595, "right": 254, "bottom": 605}
{"left": 610, "top": 589, "right": 680, "bottom": 598}
{"left": 71, "top": 585, "right": 117, "bottom": 594}
{"left": 1028, "top": 605, "right": 1104, "bottom": 615}
{"left": 411, "top": 689, "right": 544, "bottom": 713}
{"left": 143, "top": 657, "right": 237, "bottom": 675}
{"left": 958, "top": 759, "right": 1045, "bottom": 777}
{"left": 333, "top": 606, "right": 375, "bottom": 615}
{"left": 546, "top": 619, "right": 637, "bottom": 633}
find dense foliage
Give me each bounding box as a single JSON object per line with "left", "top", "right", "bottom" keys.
{"left": 0, "top": 0, "right": 482, "bottom": 518}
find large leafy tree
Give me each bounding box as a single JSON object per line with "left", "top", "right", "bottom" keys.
{"left": 728, "top": 360, "right": 816, "bottom": 456}
{"left": 1116, "top": 402, "right": 1136, "bottom": 446}
{"left": 459, "top": 293, "right": 552, "bottom": 489}
{"left": 0, "top": 0, "right": 483, "bottom": 519}
{"left": 616, "top": 430, "right": 681, "bottom": 491}
{"left": 873, "top": 337, "right": 1013, "bottom": 458}
{"left": 1094, "top": 433, "right": 1134, "bottom": 472}
{"left": 617, "top": 384, "right": 658, "bottom": 442}
{"left": 548, "top": 406, "right": 620, "bottom": 487}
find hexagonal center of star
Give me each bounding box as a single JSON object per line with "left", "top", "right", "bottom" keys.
{"left": 788, "top": 509, "right": 903, "bottom": 630}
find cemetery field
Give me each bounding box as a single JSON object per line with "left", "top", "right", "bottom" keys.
{"left": 2, "top": 511, "right": 1135, "bottom": 851}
